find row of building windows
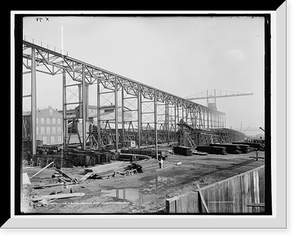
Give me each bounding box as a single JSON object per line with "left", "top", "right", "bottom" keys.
{"left": 41, "top": 136, "right": 62, "bottom": 145}
{"left": 36, "top": 126, "right": 62, "bottom": 135}
{"left": 37, "top": 117, "right": 62, "bottom": 125}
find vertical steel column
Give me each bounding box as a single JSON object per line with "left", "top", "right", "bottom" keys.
{"left": 31, "top": 47, "right": 37, "bottom": 155}
{"left": 174, "top": 103, "right": 177, "bottom": 132}
{"left": 207, "top": 110, "right": 210, "bottom": 129}
{"left": 185, "top": 107, "right": 188, "bottom": 123}
{"left": 121, "top": 87, "right": 125, "bottom": 147}
{"left": 97, "top": 79, "right": 101, "bottom": 149}
{"left": 114, "top": 76, "right": 119, "bottom": 151}
{"left": 165, "top": 102, "right": 169, "bottom": 144}
{"left": 86, "top": 83, "right": 89, "bottom": 120}
{"left": 78, "top": 84, "right": 82, "bottom": 105}
{"left": 81, "top": 65, "right": 86, "bottom": 150}
{"left": 62, "top": 70, "right": 67, "bottom": 150}
{"left": 154, "top": 91, "right": 158, "bottom": 160}
{"left": 137, "top": 84, "right": 142, "bottom": 148}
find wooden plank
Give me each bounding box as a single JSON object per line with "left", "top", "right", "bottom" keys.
{"left": 22, "top": 173, "right": 31, "bottom": 185}
{"left": 55, "top": 168, "right": 78, "bottom": 183}
{"left": 31, "top": 192, "right": 85, "bottom": 202}
{"left": 180, "top": 194, "right": 189, "bottom": 213}
{"left": 29, "top": 161, "right": 54, "bottom": 179}
{"left": 166, "top": 198, "right": 176, "bottom": 213}
{"left": 258, "top": 166, "right": 265, "bottom": 204}
{"left": 197, "top": 184, "right": 209, "bottom": 213}
{"left": 33, "top": 182, "right": 64, "bottom": 189}
{"left": 80, "top": 172, "right": 94, "bottom": 181}
{"left": 187, "top": 192, "right": 196, "bottom": 213}
{"left": 190, "top": 192, "right": 200, "bottom": 213}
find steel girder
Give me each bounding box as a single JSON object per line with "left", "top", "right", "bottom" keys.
{"left": 22, "top": 40, "right": 225, "bottom": 116}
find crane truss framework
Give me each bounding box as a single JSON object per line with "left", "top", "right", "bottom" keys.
{"left": 22, "top": 40, "right": 226, "bottom": 153}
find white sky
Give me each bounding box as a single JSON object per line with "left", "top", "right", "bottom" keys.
{"left": 23, "top": 16, "right": 265, "bottom": 136}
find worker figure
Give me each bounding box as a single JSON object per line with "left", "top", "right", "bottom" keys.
{"left": 158, "top": 156, "right": 164, "bottom": 169}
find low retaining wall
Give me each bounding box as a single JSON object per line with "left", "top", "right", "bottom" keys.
{"left": 166, "top": 165, "right": 265, "bottom": 214}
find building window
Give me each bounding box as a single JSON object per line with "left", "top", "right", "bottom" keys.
{"left": 36, "top": 118, "right": 38, "bottom": 124}
{"left": 52, "top": 127, "right": 56, "bottom": 134}
{"left": 57, "top": 136, "right": 62, "bottom": 144}
{"left": 50, "top": 136, "right": 55, "bottom": 144}
{"left": 49, "top": 108, "right": 53, "bottom": 116}
{"left": 42, "top": 136, "right": 47, "bottom": 145}
{"left": 57, "top": 127, "right": 61, "bottom": 134}
{"left": 46, "top": 127, "right": 50, "bottom": 134}
{"left": 41, "top": 118, "right": 44, "bottom": 124}
{"left": 36, "top": 126, "right": 38, "bottom": 135}
{"left": 58, "top": 118, "right": 61, "bottom": 125}
{"left": 41, "top": 127, "right": 45, "bottom": 134}
{"left": 52, "top": 118, "right": 56, "bottom": 125}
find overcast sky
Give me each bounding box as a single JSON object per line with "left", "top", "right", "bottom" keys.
{"left": 23, "top": 16, "right": 265, "bottom": 136}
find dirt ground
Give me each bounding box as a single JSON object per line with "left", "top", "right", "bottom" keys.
{"left": 22, "top": 150, "right": 265, "bottom": 214}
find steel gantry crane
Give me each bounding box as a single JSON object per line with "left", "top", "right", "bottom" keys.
{"left": 186, "top": 89, "right": 253, "bottom": 111}
{"left": 22, "top": 37, "right": 226, "bottom": 155}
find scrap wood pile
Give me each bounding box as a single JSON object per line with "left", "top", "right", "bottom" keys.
{"left": 26, "top": 167, "right": 83, "bottom": 208}
{"left": 31, "top": 168, "right": 78, "bottom": 190}
{"left": 81, "top": 161, "right": 142, "bottom": 180}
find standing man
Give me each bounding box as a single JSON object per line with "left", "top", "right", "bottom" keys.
{"left": 158, "top": 156, "right": 164, "bottom": 169}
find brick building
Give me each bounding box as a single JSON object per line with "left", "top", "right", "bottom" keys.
{"left": 23, "top": 106, "right": 63, "bottom": 145}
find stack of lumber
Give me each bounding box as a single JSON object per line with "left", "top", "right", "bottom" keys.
{"left": 209, "top": 143, "right": 242, "bottom": 154}
{"left": 232, "top": 142, "right": 264, "bottom": 151}
{"left": 80, "top": 161, "right": 128, "bottom": 180}
{"left": 235, "top": 144, "right": 251, "bottom": 153}
{"left": 196, "top": 145, "right": 227, "bottom": 155}
{"left": 173, "top": 146, "right": 193, "bottom": 156}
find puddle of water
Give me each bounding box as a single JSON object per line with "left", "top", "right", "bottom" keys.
{"left": 143, "top": 174, "right": 176, "bottom": 184}
{"left": 100, "top": 174, "right": 176, "bottom": 212}
{"left": 100, "top": 188, "right": 157, "bottom": 212}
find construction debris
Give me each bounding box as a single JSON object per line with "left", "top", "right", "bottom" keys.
{"left": 80, "top": 161, "right": 128, "bottom": 181}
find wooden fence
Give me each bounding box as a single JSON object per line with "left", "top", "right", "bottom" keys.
{"left": 166, "top": 165, "right": 265, "bottom": 214}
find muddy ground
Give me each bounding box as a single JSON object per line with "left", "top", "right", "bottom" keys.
{"left": 22, "top": 150, "right": 265, "bottom": 214}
